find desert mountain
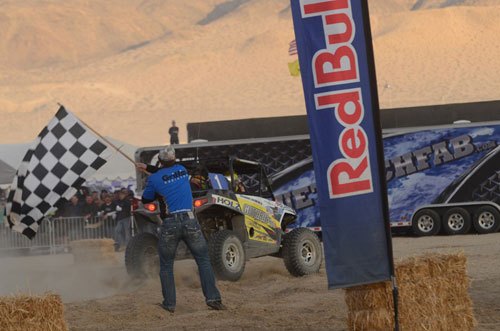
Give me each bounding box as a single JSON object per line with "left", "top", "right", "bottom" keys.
{"left": 0, "top": 0, "right": 499, "bottom": 146}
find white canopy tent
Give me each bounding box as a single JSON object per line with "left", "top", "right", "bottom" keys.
{"left": 0, "top": 159, "right": 16, "bottom": 189}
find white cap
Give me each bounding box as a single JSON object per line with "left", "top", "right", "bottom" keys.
{"left": 159, "top": 145, "right": 176, "bottom": 162}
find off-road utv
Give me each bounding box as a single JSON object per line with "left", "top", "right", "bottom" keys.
{"left": 125, "top": 157, "right": 322, "bottom": 281}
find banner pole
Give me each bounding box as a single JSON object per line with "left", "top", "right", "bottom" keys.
{"left": 360, "top": 1, "right": 399, "bottom": 330}
{"left": 58, "top": 104, "right": 136, "bottom": 165}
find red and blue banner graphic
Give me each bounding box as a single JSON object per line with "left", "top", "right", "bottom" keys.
{"left": 291, "top": 0, "right": 394, "bottom": 288}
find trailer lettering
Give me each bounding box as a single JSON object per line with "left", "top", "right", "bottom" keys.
{"left": 386, "top": 135, "right": 476, "bottom": 181}
{"left": 433, "top": 141, "right": 454, "bottom": 165}
{"left": 450, "top": 135, "right": 474, "bottom": 159}
{"left": 275, "top": 185, "right": 317, "bottom": 211}
{"left": 293, "top": 186, "right": 316, "bottom": 209}
{"left": 392, "top": 152, "right": 417, "bottom": 178}
{"left": 476, "top": 140, "right": 497, "bottom": 152}
{"left": 385, "top": 159, "right": 394, "bottom": 182}
{"left": 413, "top": 146, "right": 433, "bottom": 171}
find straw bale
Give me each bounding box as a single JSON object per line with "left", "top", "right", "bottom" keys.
{"left": 70, "top": 239, "right": 118, "bottom": 264}
{"left": 347, "top": 308, "right": 392, "bottom": 331}
{"left": 345, "top": 253, "right": 476, "bottom": 331}
{"left": 0, "top": 293, "right": 67, "bottom": 331}
{"left": 344, "top": 282, "right": 392, "bottom": 311}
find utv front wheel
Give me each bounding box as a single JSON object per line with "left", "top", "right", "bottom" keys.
{"left": 125, "top": 232, "right": 159, "bottom": 278}
{"left": 208, "top": 230, "right": 246, "bottom": 281}
{"left": 282, "top": 228, "right": 322, "bottom": 277}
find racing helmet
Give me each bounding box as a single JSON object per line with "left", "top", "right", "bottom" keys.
{"left": 223, "top": 171, "right": 239, "bottom": 182}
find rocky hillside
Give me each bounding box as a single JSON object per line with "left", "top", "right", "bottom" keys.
{"left": 0, "top": 0, "right": 499, "bottom": 145}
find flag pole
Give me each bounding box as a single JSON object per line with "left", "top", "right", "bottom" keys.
{"left": 360, "top": 2, "right": 400, "bottom": 330}
{"left": 58, "top": 104, "right": 136, "bottom": 165}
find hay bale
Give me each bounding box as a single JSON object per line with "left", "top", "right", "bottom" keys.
{"left": 0, "top": 293, "right": 67, "bottom": 331}
{"left": 345, "top": 253, "right": 477, "bottom": 331}
{"left": 70, "top": 239, "right": 118, "bottom": 264}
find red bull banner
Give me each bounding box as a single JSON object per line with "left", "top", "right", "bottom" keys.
{"left": 291, "top": 0, "right": 394, "bottom": 288}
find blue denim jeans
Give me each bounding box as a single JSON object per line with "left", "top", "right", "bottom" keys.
{"left": 158, "top": 212, "right": 221, "bottom": 309}
{"left": 114, "top": 217, "right": 130, "bottom": 249}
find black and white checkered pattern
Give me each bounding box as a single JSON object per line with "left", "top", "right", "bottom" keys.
{"left": 6, "top": 106, "right": 112, "bottom": 239}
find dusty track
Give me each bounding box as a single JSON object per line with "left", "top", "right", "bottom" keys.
{"left": 58, "top": 233, "right": 500, "bottom": 330}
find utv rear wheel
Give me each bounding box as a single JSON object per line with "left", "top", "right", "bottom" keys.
{"left": 125, "top": 232, "right": 159, "bottom": 278}
{"left": 282, "top": 228, "right": 322, "bottom": 277}
{"left": 208, "top": 230, "right": 246, "bottom": 281}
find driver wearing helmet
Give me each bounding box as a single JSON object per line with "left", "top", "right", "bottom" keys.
{"left": 189, "top": 165, "right": 209, "bottom": 191}
{"left": 224, "top": 171, "right": 246, "bottom": 193}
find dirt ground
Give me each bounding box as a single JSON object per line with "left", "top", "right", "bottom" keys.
{"left": 2, "top": 233, "right": 499, "bottom": 330}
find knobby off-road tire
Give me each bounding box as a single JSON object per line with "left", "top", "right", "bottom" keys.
{"left": 282, "top": 228, "right": 322, "bottom": 277}
{"left": 125, "top": 232, "right": 159, "bottom": 279}
{"left": 208, "top": 230, "right": 246, "bottom": 282}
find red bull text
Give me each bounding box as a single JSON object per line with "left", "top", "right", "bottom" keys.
{"left": 301, "top": 0, "right": 372, "bottom": 199}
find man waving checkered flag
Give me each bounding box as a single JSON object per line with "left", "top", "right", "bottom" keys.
{"left": 6, "top": 105, "right": 112, "bottom": 239}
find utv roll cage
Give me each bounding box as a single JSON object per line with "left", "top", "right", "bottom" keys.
{"left": 179, "top": 157, "right": 275, "bottom": 199}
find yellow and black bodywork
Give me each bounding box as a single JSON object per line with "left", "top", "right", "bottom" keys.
{"left": 195, "top": 191, "right": 297, "bottom": 258}
{"left": 126, "top": 157, "right": 322, "bottom": 281}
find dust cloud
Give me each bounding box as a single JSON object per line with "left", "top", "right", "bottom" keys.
{"left": 0, "top": 253, "right": 136, "bottom": 303}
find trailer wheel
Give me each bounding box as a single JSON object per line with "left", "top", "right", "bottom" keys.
{"left": 442, "top": 207, "right": 471, "bottom": 235}
{"left": 473, "top": 206, "right": 500, "bottom": 234}
{"left": 412, "top": 209, "right": 441, "bottom": 236}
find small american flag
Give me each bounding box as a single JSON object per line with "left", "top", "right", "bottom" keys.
{"left": 288, "top": 39, "right": 297, "bottom": 56}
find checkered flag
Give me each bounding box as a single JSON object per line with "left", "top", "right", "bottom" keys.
{"left": 6, "top": 106, "right": 112, "bottom": 239}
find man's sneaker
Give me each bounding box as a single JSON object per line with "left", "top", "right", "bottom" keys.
{"left": 157, "top": 303, "right": 175, "bottom": 313}
{"left": 207, "top": 301, "right": 226, "bottom": 311}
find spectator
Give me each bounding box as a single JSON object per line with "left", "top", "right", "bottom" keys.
{"left": 114, "top": 188, "right": 131, "bottom": 251}
{"left": 87, "top": 191, "right": 99, "bottom": 207}
{"left": 98, "top": 195, "right": 117, "bottom": 239}
{"left": 91, "top": 190, "right": 99, "bottom": 201}
{"left": 113, "top": 189, "right": 120, "bottom": 201}
{"left": 64, "top": 195, "right": 83, "bottom": 217}
{"left": 82, "top": 195, "right": 98, "bottom": 222}
{"left": 169, "top": 120, "right": 179, "bottom": 145}
{"left": 59, "top": 195, "right": 83, "bottom": 241}
{"left": 0, "top": 203, "right": 5, "bottom": 227}
{"left": 100, "top": 190, "right": 110, "bottom": 201}
{"left": 78, "top": 187, "right": 90, "bottom": 200}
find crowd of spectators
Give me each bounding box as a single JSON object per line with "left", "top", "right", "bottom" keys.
{"left": 55, "top": 187, "right": 133, "bottom": 217}
{"left": 54, "top": 186, "right": 135, "bottom": 251}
